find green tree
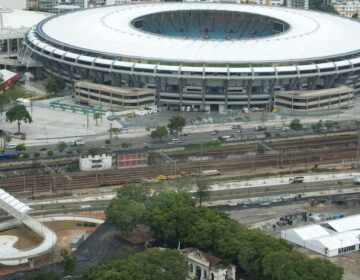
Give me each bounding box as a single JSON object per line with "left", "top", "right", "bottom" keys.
{"left": 117, "top": 183, "right": 151, "bottom": 203}
{"left": 311, "top": 119, "right": 323, "bottom": 132}
{"left": 60, "top": 249, "right": 76, "bottom": 276}
{"left": 5, "top": 105, "right": 32, "bottom": 133}
{"left": 83, "top": 248, "right": 188, "bottom": 280}
{"left": 121, "top": 142, "right": 132, "bottom": 149}
{"left": 15, "top": 144, "right": 26, "bottom": 151}
{"left": 109, "top": 127, "right": 121, "bottom": 139}
{"left": 195, "top": 177, "right": 210, "bottom": 207}
{"left": 47, "top": 150, "right": 54, "bottom": 156}
{"left": 24, "top": 270, "right": 59, "bottom": 280}
{"left": 4, "top": 85, "right": 26, "bottom": 104}
{"left": 150, "top": 126, "right": 169, "bottom": 141}
{"left": 309, "top": 0, "right": 338, "bottom": 14}
{"left": 167, "top": 116, "right": 186, "bottom": 136}
{"left": 0, "top": 94, "right": 9, "bottom": 114}
{"left": 352, "top": 13, "right": 358, "bottom": 18}
{"left": 324, "top": 120, "right": 338, "bottom": 132}
{"left": 44, "top": 74, "right": 65, "bottom": 95}
{"left": 105, "top": 196, "right": 144, "bottom": 232}
{"left": 93, "top": 112, "right": 101, "bottom": 126}
{"left": 56, "top": 141, "right": 67, "bottom": 154}
{"left": 290, "top": 119, "right": 303, "bottom": 131}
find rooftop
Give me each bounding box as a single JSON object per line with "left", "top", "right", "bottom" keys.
{"left": 36, "top": 3, "right": 360, "bottom": 64}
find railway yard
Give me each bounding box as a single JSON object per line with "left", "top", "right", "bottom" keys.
{"left": 0, "top": 132, "right": 359, "bottom": 198}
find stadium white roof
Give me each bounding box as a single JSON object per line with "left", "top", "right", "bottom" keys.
{"left": 38, "top": 3, "right": 360, "bottom": 63}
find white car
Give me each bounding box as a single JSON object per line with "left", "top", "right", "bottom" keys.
{"left": 6, "top": 144, "right": 16, "bottom": 149}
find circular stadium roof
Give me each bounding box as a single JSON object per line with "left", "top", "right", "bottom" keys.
{"left": 37, "top": 3, "right": 360, "bottom": 64}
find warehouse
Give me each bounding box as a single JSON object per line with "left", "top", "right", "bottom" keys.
{"left": 281, "top": 214, "right": 360, "bottom": 257}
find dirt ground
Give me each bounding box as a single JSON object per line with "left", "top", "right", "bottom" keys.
{"left": 227, "top": 200, "right": 360, "bottom": 280}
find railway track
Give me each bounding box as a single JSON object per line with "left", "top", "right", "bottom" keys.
{"left": 1, "top": 142, "right": 359, "bottom": 195}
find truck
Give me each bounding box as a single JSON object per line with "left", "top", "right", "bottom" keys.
{"left": 200, "top": 169, "right": 221, "bottom": 176}
{"left": 289, "top": 176, "right": 304, "bottom": 184}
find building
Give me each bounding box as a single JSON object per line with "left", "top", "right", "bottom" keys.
{"left": 286, "top": 0, "right": 309, "bottom": 9}
{"left": 79, "top": 154, "right": 112, "bottom": 171}
{"left": 334, "top": 0, "right": 360, "bottom": 17}
{"left": 0, "top": 0, "right": 27, "bottom": 10}
{"left": 0, "top": 8, "right": 48, "bottom": 69}
{"left": 21, "top": 3, "right": 360, "bottom": 113}
{"left": 281, "top": 214, "right": 360, "bottom": 257}
{"left": 181, "top": 248, "right": 236, "bottom": 280}
{"left": 0, "top": 69, "right": 19, "bottom": 91}
{"left": 117, "top": 150, "right": 148, "bottom": 168}
{"left": 274, "top": 86, "right": 353, "bottom": 114}
{"left": 74, "top": 80, "right": 155, "bottom": 110}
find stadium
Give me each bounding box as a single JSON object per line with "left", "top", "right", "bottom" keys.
{"left": 21, "top": 2, "right": 360, "bottom": 113}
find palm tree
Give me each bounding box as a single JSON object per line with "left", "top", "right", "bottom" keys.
{"left": 93, "top": 113, "right": 101, "bottom": 126}
{"left": 57, "top": 141, "right": 67, "bottom": 154}
{"left": 196, "top": 177, "right": 210, "bottom": 207}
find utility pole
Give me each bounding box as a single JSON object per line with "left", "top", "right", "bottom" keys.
{"left": 357, "top": 130, "right": 360, "bottom": 166}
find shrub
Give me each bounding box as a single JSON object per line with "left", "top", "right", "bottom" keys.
{"left": 47, "top": 150, "right": 54, "bottom": 156}
{"left": 34, "top": 152, "right": 40, "bottom": 158}
{"left": 15, "top": 144, "right": 26, "bottom": 151}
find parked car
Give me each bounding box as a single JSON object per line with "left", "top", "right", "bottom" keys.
{"left": 255, "top": 125, "right": 267, "bottom": 131}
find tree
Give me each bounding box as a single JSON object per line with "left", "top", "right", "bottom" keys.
{"left": 4, "top": 85, "right": 26, "bottom": 104}
{"left": 60, "top": 249, "right": 76, "bottom": 276}
{"left": 56, "top": 141, "right": 67, "bottom": 154}
{"left": 195, "top": 177, "right": 210, "bottom": 207}
{"left": 44, "top": 74, "right": 65, "bottom": 95}
{"left": 117, "top": 183, "right": 151, "bottom": 203}
{"left": 0, "top": 94, "right": 9, "bottom": 114}
{"left": 352, "top": 13, "right": 358, "bottom": 18}
{"left": 324, "top": 120, "right": 338, "bottom": 132}
{"left": 311, "top": 119, "right": 323, "bottom": 132}
{"left": 93, "top": 112, "right": 101, "bottom": 126}
{"left": 24, "top": 270, "right": 59, "bottom": 280}
{"left": 105, "top": 196, "right": 145, "bottom": 232}
{"left": 150, "top": 126, "right": 169, "bottom": 141}
{"left": 109, "top": 127, "right": 121, "bottom": 139}
{"left": 5, "top": 105, "right": 32, "bottom": 134}
{"left": 15, "top": 144, "right": 26, "bottom": 151}
{"left": 290, "top": 119, "right": 303, "bottom": 131}
{"left": 309, "top": 0, "right": 338, "bottom": 14}
{"left": 83, "top": 248, "right": 188, "bottom": 280}
{"left": 167, "top": 116, "right": 186, "bottom": 136}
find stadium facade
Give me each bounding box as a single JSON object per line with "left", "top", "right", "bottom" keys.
{"left": 21, "top": 3, "right": 360, "bottom": 113}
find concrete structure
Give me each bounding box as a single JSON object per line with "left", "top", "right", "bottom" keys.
{"left": 281, "top": 214, "right": 360, "bottom": 257}
{"left": 0, "top": 188, "right": 57, "bottom": 265}
{"left": 79, "top": 153, "right": 112, "bottom": 171}
{"left": 181, "top": 248, "right": 236, "bottom": 280}
{"left": 274, "top": 86, "right": 353, "bottom": 114}
{"left": 334, "top": 0, "right": 360, "bottom": 17}
{"left": 22, "top": 3, "right": 360, "bottom": 113}
{"left": 74, "top": 80, "right": 155, "bottom": 109}
{"left": 0, "top": 8, "right": 48, "bottom": 68}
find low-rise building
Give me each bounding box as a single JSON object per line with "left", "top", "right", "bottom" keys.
{"left": 274, "top": 86, "right": 353, "bottom": 114}
{"left": 74, "top": 80, "right": 155, "bottom": 110}
{"left": 79, "top": 153, "right": 112, "bottom": 171}
{"left": 181, "top": 248, "right": 236, "bottom": 280}
{"left": 334, "top": 0, "right": 360, "bottom": 17}
{"left": 281, "top": 214, "right": 360, "bottom": 257}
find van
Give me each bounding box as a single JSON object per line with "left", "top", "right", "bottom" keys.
{"left": 168, "top": 138, "right": 182, "bottom": 144}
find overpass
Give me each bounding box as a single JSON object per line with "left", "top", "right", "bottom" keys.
{"left": 0, "top": 189, "right": 57, "bottom": 265}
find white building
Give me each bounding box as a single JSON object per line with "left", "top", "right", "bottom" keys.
{"left": 334, "top": 0, "right": 360, "bottom": 17}
{"left": 79, "top": 154, "right": 112, "bottom": 171}
{"left": 281, "top": 214, "right": 360, "bottom": 257}
{"left": 0, "top": 0, "right": 27, "bottom": 10}
{"left": 181, "top": 248, "right": 236, "bottom": 280}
